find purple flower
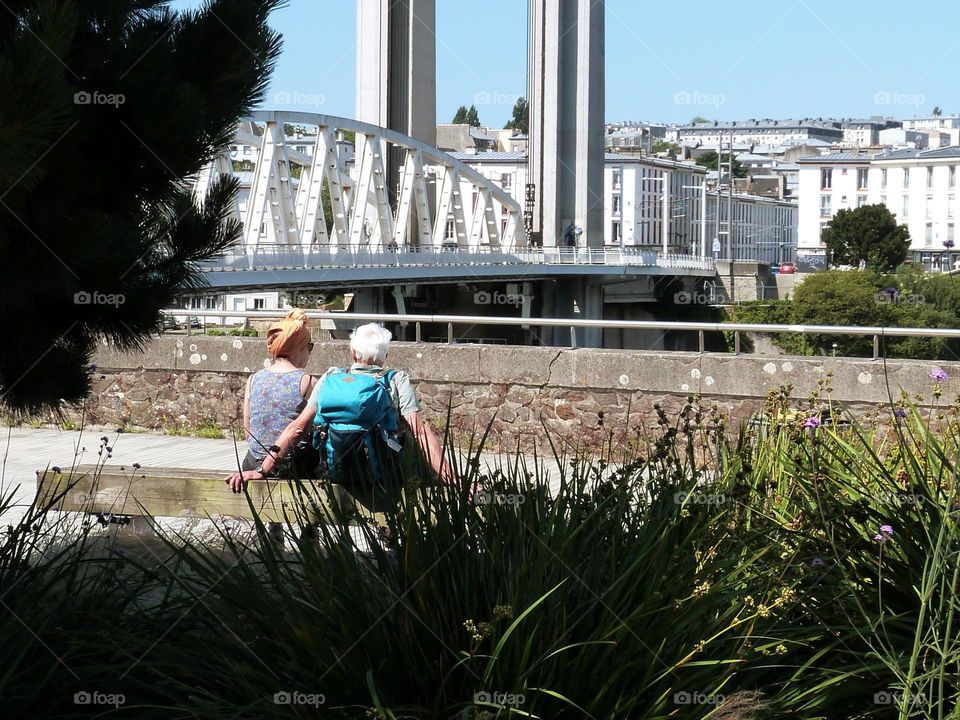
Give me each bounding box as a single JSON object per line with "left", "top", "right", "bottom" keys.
{"left": 944, "top": 239, "right": 956, "bottom": 249}
{"left": 894, "top": 408, "right": 907, "bottom": 419}
{"left": 803, "top": 416, "right": 821, "bottom": 429}
{"left": 880, "top": 524, "right": 893, "bottom": 536}
{"left": 874, "top": 533, "right": 886, "bottom": 542}
{"left": 931, "top": 368, "right": 948, "bottom": 382}
{"left": 812, "top": 557, "right": 825, "bottom": 567}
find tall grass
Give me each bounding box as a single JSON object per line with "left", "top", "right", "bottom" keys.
{"left": 2, "top": 388, "right": 959, "bottom": 718}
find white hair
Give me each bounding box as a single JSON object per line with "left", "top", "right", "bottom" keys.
{"left": 350, "top": 323, "right": 392, "bottom": 364}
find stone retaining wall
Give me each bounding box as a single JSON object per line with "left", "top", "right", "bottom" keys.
{"left": 76, "top": 336, "right": 958, "bottom": 450}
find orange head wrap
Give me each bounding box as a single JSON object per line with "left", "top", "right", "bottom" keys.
{"left": 266, "top": 309, "right": 310, "bottom": 358}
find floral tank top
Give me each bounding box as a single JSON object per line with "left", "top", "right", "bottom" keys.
{"left": 247, "top": 368, "right": 307, "bottom": 461}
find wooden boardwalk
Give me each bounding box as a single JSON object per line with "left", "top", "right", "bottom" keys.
{"left": 0, "top": 426, "right": 565, "bottom": 529}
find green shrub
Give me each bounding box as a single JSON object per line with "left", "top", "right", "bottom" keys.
{"left": 206, "top": 329, "right": 226, "bottom": 336}
{"left": 195, "top": 422, "right": 224, "bottom": 439}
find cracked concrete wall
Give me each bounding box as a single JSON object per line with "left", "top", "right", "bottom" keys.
{"left": 78, "top": 336, "right": 960, "bottom": 450}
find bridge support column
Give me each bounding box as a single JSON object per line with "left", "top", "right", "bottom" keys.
{"left": 391, "top": 285, "right": 408, "bottom": 341}
{"left": 544, "top": 277, "right": 603, "bottom": 348}
{"left": 351, "top": 287, "right": 384, "bottom": 315}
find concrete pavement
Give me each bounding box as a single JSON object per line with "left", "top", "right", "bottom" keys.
{"left": 0, "top": 426, "right": 568, "bottom": 530}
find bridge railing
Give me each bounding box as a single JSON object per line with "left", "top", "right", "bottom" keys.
{"left": 161, "top": 309, "right": 960, "bottom": 360}
{"left": 196, "top": 244, "right": 715, "bottom": 272}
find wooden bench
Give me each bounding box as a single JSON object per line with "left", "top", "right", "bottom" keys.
{"left": 35, "top": 465, "right": 405, "bottom": 529}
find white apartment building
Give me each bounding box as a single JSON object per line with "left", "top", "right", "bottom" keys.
{"left": 902, "top": 115, "right": 960, "bottom": 146}
{"left": 797, "top": 147, "right": 960, "bottom": 271}
{"left": 678, "top": 119, "right": 844, "bottom": 147}
{"left": 455, "top": 152, "right": 797, "bottom": 264}
{"left": 879, "top": 128, "right": 927, "bottom": 149}
{"left": 838, "top": 118, "right": 900, "bottom": 147}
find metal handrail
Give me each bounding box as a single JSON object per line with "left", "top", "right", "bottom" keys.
{"left": 195, "top": 246, "right": 715, "bottom": 272}
{"left": 161, "top": 309, "right": 960, "bottom": 359}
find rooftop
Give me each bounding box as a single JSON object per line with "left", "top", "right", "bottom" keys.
{"left": 797, "top": 152, "right": 876, "bottom": 164}
{"left": 681, "top": 119, "right": 843, "bottom": 131}
{"left": 874, "top": 146, "right": 960, "bottom": 161}
{"left": 798, "top": 146, "right": 960, "bottom": 164}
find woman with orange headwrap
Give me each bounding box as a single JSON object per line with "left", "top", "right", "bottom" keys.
{"left": 239, "top": 309, "right": 319, "bottom": 477}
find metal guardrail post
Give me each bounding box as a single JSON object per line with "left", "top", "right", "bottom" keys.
{"left": 698, "top": 330, "right": 705, "bottom": 353}
{"left": 416, "top": 322, "right": 422, "bottom": 343}
{"left": 447, "top": 323, "right": 454, "bottom": 344}
{"left": 873, "top": 335, "right": 879, "bottom": 360}
{"left": 734, "top": 331, "right": 741, "bottom": 355}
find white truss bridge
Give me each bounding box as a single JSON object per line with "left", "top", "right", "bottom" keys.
{"left": 194, "top": 110, "right": 714, "bottom": 287}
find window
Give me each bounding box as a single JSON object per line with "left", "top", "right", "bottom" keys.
{"left": 949, "top": 223, "right": 955, "bottom": 245}
{"left": 612, "top": 221, "right": 621, "bottom": 244}
{"left": 612, "top": 195, "right": 621, "bottom": 214}
{"left": 857, "top": 194, "right": 868, "bottom": 208}
{"left": 902, "top": 196, "right": 909, "bottom": 218}
{"left": 927, "top": 167, "right": 934, "bottom": 188}
{"left": 445, "top": 219, "right": 455, "bottom": 240}
{"left": 950, "top": 166, "right": 956, "bottom": 188}
{"left": 612, "top": 169, "right": 622, "bottom": 190}
{"left": 820, "top": 168, "right": 832, "bottom": 189}
{"left": 820, "top": 194, "right": 832, "bottom": 217}
{"left": 950, "top": 195, "right": 957, "bottom": 217}
{"left": 926, "top": 223, "right": 934, "bottom": 247}
{"left": 857, "top": 168, "right": 869, "bottom": 189}
{"left": 880, "top": 194, "right": 887, "bottom": 209}
{"left": 253, "top": 298, "right": 265, "bottom": 310}
{"left": 881, "top": 168, "right": 887, "bottom": 189}
{"left": 903, "top": 169, "right": 910, "bottom": 188}
{"left": 500, "top": 173, "right": 512, "bottom": 191}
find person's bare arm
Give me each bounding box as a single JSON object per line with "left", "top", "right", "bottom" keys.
{"left": 403, "top": 410, "right": 455, "bottom": 485}
{"left": 225, "top": 399, "right": 316, "bottom": 493}
{"left": 242, "top": 375, "right": 253, "bottom": 441}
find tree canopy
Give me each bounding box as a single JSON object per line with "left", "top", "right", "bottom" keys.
{"left": 504, "top": 97, "right": 528, "bottom": 134}
{"left": 452, "top": 104, "right": 481, "bottom": 127}
{"left": 729, "top": 268, "right": 960, "bottom": 359}
{"left": 694, "top": 150, "right": 747, "bottom": 178}
{"left": 0, "top": 0, "right": 283, "bottom": 415}
{"left": 821, "top": 204, "right": 910, "bottom": 272}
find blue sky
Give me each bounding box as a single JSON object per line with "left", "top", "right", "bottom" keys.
{"left": 172, "top": 0, "right": 958, "bottom": 127}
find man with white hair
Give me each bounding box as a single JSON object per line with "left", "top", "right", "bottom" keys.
{"left": 226, "top": 323, "right": 453, "bottom": 491}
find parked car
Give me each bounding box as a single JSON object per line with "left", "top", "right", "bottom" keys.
{"left": 188, "top": 316, "right": 201, "bottom": 328}
{"left": 778, "top": 262, "right": 796, "bottom": 274}
{"left": 161, "top": 316, "right": 178, "bottom": 331}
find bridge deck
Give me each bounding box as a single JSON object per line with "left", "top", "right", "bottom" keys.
{"left": 197, "top": 248, "right": 716, "bottom": 288}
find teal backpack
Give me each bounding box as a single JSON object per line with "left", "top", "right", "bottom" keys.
{"left": 312, "top": 369, "right": 403, "bottom": 485}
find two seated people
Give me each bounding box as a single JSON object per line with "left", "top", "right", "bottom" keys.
{"left": 224, "top": 312, "right": 455, "bottom": 500}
